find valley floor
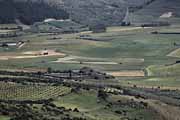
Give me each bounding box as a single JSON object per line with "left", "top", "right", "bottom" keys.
{"left": 0, "top": 24, "right": 180, "bottom": 120}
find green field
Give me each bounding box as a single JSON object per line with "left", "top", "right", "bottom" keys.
{"left": 54, "top": 90, "right": 159, "bottom": 120}
{"left": 0, "top": 25, "right": 180, "bottom": 76}
{"left": 0, "top": 116, "right": 10, "bottom": 120}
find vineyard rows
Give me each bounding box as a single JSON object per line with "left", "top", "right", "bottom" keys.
{"left": 0, "top": 82, "right": 71, "bottom": 101}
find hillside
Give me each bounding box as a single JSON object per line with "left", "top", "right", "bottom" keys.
{"left": 0, "top": 0, "right": 179, "bottom": 26}
{"left": 0, "top": 0, "right": 153, "bottom": 26}
{"left": 0, "top": 0, "right": 69, "bottom": 25}
{"left": 130, "top": 0, "right": 180, "bottom": 25}
{"left": 60, "top": 0, "right": 152, "bottom": 26}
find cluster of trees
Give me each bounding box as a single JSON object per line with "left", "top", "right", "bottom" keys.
{"left": 46, "top": 67, "right": 114, "bottom": 80}
{"left": 0, "top": 70, "right": 40, "bottom": 77}
{"left": 0, "top": 0, "right": 69, "bottom": 24}
{"left": 141, "top": 21, "right": 170, "bottom": 27}
{"left": 89, "top": 24, "right": 106, "bottom": 33}
{"left": 0, "top": 26, "right": 22, "bottom": 30}
{"left": 0, "top": 67, "right": 114, "bottom": 80}
{"left": 0, "top": 32, "right": 19, "bottom": 38}
{"left": 97, "top": 89, "right": 108, "bottom": 100}
{"left": 0, "top": 101, "right": 86, "bottom": 120}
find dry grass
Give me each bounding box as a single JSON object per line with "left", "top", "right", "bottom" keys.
{"left": 0, "top": 50, "right": 65, "bottom": 60}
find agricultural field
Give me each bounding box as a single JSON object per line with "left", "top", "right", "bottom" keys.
{"left": 0, "top": 116, "right": 9, "bottom": 120}
{"left": 0, "top": 15, "right": 180, "bottom": 119}
{"left": 0, "top": 82, "right": 71, "bottom": 101}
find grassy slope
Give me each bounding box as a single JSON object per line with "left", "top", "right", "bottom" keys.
{"left": 54, "top": 90, "right": 158, "bottom": 120}
{"left": 54, "top": 90, "right": 120, "bottom": 120}
{"left": 0, "top": 116, "right": 10, "bottom": 120}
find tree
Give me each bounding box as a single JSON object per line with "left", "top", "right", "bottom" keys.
{"left": 47, "top": 67, "right": 52, "bottom": 73}
{"left": 97, "top": 89, "right": 108, "bottom": 100}
{"left": 89, "top": 24, "right": 106, "bottom": 33}
{"left": 2, "top": 43, "right": 8, "bottom": 47}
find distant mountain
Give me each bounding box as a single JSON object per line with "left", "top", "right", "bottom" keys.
{"left": 1, "top": 0, "right": 179, "bottom": 26}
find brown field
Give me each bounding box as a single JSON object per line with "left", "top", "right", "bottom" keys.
{"left": 107, "top": 70, "right": 145, "bottom": 77}
{"left": 0, "top": 50, "right": 65, "bottom": 60}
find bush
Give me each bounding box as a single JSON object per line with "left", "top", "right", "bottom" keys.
{"left": 89, "top": 24, "right": 106, "bottom": 33}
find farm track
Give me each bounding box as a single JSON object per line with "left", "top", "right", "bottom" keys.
{"left": 18, "top": 43, "right": 26, "bottom": 49}
{"left": 167, "top": 48, "right": 180, "bottom": 58}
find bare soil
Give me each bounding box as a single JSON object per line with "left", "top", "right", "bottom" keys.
{"left": 0, "top": 50, "right": 65, "bottom": 60}
{"left": 107, "top": 71, "right": 145, "bottom": 77}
